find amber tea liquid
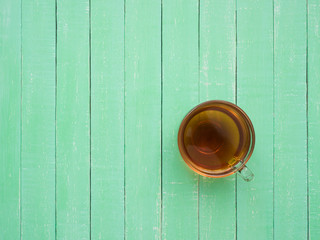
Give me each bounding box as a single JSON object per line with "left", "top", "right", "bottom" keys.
{"left": 179, "top": 101, "right": 253, "bottom": 175}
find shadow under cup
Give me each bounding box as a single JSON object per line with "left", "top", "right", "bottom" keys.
{"left": 178, "top": 100, "right": 255, "bottom": 179}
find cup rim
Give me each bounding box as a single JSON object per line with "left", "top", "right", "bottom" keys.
{"left": 177, "top": 100, "right": 255, "bottom": 178}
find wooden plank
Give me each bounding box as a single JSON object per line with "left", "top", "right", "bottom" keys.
{"left": 56, "top": 0, "right": 90, "bottom": 238}
{"left": 21, "top": 0, "right": 56, "bottom": 238}
{"left": 162, "top": 0, "right": 199, "bottom": 239}
{"left": 274, "top": 0, "right": 307, "bottom": 239}
{"left": 124, "top": 0, "right": 161, "bottom": 239}
{"left": 236, "top": 0, "right": 274, "bottom": 239}
{"left": 308, "top": 0, "right": 320, "bottom": 238}
{"left": 91, "top": 0, "right": 124, "bottom": 239}
{"left": 0, "top": 0, "right": 21, "bottom": 238}
{"left": 199, "top": 0, "right": 236, "bottom": 239}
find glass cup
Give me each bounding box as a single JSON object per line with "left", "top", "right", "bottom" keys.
{"left": 178, "top": 100, "right": 255, "bottom": 181}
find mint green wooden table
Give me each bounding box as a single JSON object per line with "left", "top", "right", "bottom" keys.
{"left": 1, "top": 0, "right": 319, "bottom": 239}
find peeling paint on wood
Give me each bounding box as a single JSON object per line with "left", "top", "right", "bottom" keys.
{"left": 0, "top": 0, "right": 317, "bottom": 239}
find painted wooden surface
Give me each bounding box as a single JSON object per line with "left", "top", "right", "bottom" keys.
{"left": 56, "top": 0, "right": 90, "bottom": 239}
{"left": 91, "top": 0, "right": 124, "bottom": 239}
{"left": 308, "top": 1, "right": 320, "bottom": 239}
{"left": 274, "top": 0, "right": 308, "bottom": 239}
{"left": 21, "top": 0, "right": 56, "bottom": 238}
{"left": 0, "top": 0, "right": 21, "bottom": 239}
{"left": 125, "top": 0, "right": 161, "bottom": 239}
{"left": 1, "top": 0, "right": 319, "bottom": 239}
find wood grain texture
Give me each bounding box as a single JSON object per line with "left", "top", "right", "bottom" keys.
{"left": 1, "top": 1, "right": 316, "bottom": 239}
{"left": 162, "top": 0, "right": 199, "bottom": 239}
{"left": 56, "top": 0, "right": 90, "bottom": 238}
{"left": 21, "top": 0, "right": 56, "bottom": 238}
{"left": 91, "top": 0, "right": 124, "bottom": 239}
{"left": 308, "top": 0, "right": 320, "bottom": 238}
{"left": 0, "top": 0, "right": 21, "bottom": 238}
{"left": 274, "top": 0, "right": 307, "bottom": 239}
{"left": 199, "top": 0, "right": 236, "bottom": 239}
{"left": 125, "top": 0, "right": 161, "bottom": 239}
{"left": 237, "top": 0, "right": 274, "bottom": 239}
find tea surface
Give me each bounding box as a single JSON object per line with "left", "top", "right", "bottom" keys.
{"left": 183, "top": 107, "right": 250, "bottom": 172}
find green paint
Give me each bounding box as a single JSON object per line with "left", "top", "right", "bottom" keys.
{"left": 56, "top": 0, "right": 90, "bottom": 238}
{"left": 21, "top": 0, "right": 56, "bottom": 238}
{"left": 274, "top": 0, "right": 307, "bottom": 239}
{"left": 125, "top": 0, "right": 161, "bottom": 239}
{"left": 199, "top": 0, "right": 236, "bottom": 239}
{"left": 162, "top": 0, "right": 199, "bottom": 239}
{"left": 237, "top": 0, "right": 274, "bottom": 239}
{"left": 308, "top": 0, "right": 320, "bottom": 238}
{"left": 1, "top": 1, "right": 318, "bottom": 239}
{"left": 0, "top": 0, "right": 21, "bottom": 238}
{"left": 91, "top": 0, "right": 124, "bottom": 239}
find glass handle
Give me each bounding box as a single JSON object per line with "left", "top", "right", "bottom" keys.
{"left": 237, "top": 165, "right": 254, "bottom": 182}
